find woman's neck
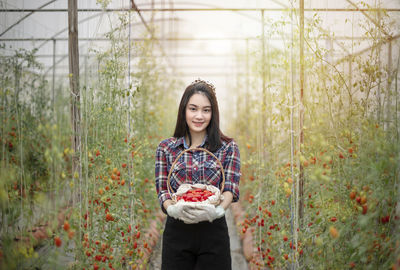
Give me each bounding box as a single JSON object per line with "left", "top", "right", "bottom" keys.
{"left": 186, "top": 132, "right": 206, "bottom": 148}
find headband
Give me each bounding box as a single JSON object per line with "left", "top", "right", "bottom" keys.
{"left": 190, "top": 78, "right": 216, "bottom": 94}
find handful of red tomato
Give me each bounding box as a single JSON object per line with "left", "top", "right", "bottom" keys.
{"left": 176, "top": 188, "right": 215, "bottom": 202}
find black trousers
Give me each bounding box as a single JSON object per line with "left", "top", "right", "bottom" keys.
{"left": 161, "top": 215, "right": 232, "bottom": 270}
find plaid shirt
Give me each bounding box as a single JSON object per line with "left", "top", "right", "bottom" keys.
{"left": 155, "top": 135, "right": 241, "bottom": 213}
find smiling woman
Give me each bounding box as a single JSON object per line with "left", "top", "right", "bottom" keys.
{"left": 185, "top": 93, "right": 212, "bottom": 141}
{"left": 154, "top": 79, "right": 241, "bottom": 270}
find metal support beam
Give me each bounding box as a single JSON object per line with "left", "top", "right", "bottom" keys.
{"left": 0, "top": 35, "right": 384, "bottom": 42}
{"left": 30, "top": 53, "right": 236, "bottom": 58}
{"left": 1, "top": 8, "right": 400, "bottom": 12}
{"left": 46, "top": 72, "right": 248, "bottom": 78}
{"left": 345, "top": 0, "right": 391, "bottom": 38}
{"left": 35, "top": 16, "right": 180, "bottom": 50}
{"left": 0, "top": 0, "right": 57, "bottom": 37}
{"left": 131, "top": 0, "right": 175, "bottom": 71}
{"left": 335, "top": 34, "right": 400, "bottom": 65}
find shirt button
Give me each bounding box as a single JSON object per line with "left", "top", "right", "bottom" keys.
{"left": 194, "top": 167, "right": 197, "bottom": 171}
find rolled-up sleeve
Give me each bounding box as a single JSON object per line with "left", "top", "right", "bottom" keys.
{"left": 223, "top": 140, "right": 241, "bottom": 202}
{"left": 155, "top": 144, "right": 171, "bottom": 214}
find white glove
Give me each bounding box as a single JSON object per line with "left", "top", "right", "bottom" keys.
{"left": 214, "top": 205, "right": 225, "bottom": 219}
{"left": 168, "top": 203, "right": 226, "bottom": 224}
{"left": 166, "top": 204, "right": 181, "bottom": 219}
{"left": 181, "top": 205, "right": 226, "bottom": 224}
{"left": 180, "top": 204, "right": 198, "bottom": 221}
{"left": 168, "top": 203, "right": 205, "bottom": 224}
{"left": 181, "top": 205, "right": 212, "bottom": 224}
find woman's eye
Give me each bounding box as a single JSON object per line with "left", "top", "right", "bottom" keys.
{"left": 204, "top": 109, "right": 211, "bottom": 113}
{"left": 190, "top": 107, "right": 196, "bottom": 111}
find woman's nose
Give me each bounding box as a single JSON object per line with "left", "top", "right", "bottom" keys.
{"left": 195, "top": 111, "right": 204, "bottom": 119}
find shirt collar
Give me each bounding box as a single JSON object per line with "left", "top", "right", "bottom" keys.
{"left": 175, "top": 134, "right": 208, "bottom": 149}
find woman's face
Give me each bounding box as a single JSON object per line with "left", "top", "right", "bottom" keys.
{"left": 185, "top": 93, "right": 212, "bottom": 136}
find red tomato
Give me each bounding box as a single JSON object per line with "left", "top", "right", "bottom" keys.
{"left": 179, "top": 188, "right": 215, "bottom": 202}
{"left": 63, "top": 221, "right": 70, "bottom": 231}
{"left": 54, "top": 236, "right": 62, "bottom": 247}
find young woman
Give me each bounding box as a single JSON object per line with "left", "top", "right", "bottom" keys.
{"left": 155, "top": 79, "right": 241, "bottom": 270}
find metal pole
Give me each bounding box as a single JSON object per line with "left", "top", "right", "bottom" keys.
{"left": 151, "top": 0, "right": 154, "bottom": 24}
{"left": 169, "top": 0, "right": 174, "bottom": 54}
{"left": 298, "top": 0, "right": 305, "bottom": 225}
{"left": 377, "top": 10, "right": 382, "bottom": 125}
{"left": 161, "top": 0, "right": 165, "bottom": 42}
{"left": 290, "top": 5, "right": 298, "bottom": 269}
{"left": 396, "top": 59, "right": 399, "bottom": 143}
{"left": 349, "top": 59, "right": 352, "bottom": 115}
{"left": 52, "top": 39, "right": 56, "bottom": 117}
{"left": 246, "top": 39, "right": 249, "bottom": 118}
{"left": 386, "top": 41, "right": 392, "bottom": 132}
{"left": 261, "top": 10, "right": 266, "bottom": 153}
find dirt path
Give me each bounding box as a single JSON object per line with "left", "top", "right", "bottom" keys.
{"left": 148, "top": 207, "right": 249, "bottom": 270}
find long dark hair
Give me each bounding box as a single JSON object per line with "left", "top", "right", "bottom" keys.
{"left": 173, "top": 80, "right": 231, "bottom": 152}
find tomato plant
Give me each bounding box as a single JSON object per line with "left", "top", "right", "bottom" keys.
{"left": 229, "top": 5, "right": 400, "bottom": 269}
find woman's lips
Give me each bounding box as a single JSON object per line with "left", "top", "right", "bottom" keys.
{"left": 193, "top": 122, "right": 204, "bottom": 127}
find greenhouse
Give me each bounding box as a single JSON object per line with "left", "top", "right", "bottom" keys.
{"left": 1, "top": 0, "right": 399, "bottom": 269}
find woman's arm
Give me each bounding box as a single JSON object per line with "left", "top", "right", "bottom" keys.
{"left": 155, "top": 143, "right": 172, "bottom": 214}
{"left": 163, "top": 199, "right": 174, "bottom": 210}
{"left": 222, "top": 140, "right": 241, "bottom": 204}
{"left": 219, "top": 191, "right": 233, "bottom": 210}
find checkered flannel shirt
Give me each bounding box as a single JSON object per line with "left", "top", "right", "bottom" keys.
{"left": 155, "top": 135, "right": 241, "bottom": 213}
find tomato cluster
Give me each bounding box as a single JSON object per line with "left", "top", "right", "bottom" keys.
{"left": 176, "top": 188, "right": 214, "bottom": 202}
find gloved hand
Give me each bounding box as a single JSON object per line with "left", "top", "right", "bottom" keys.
{"left": 168, "top": 203, "right": 226, "bottom": 224}
{"left": 181, "top": 205, "right": 226, "bottom": 224}
{"left": 214, "top": 205, "right": 225, "bottom": 219}
{"left": 180, "top": 204, "right": 198, "bottom": 221}
{"left": 181, "top": 204, "right": 212, "bottom": 224}
{"left": 202, "top": 205, "right": 225, "bottom": 222}
{"left": 166, "top": 204, "right": 181, "bottom": 219}
{"left": 167, "top": 203, "right": 208, "bottom": 223}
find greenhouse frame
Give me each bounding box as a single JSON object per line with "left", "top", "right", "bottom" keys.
{"left": 0, "top": 0, "right": 399, "bottom": 269}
